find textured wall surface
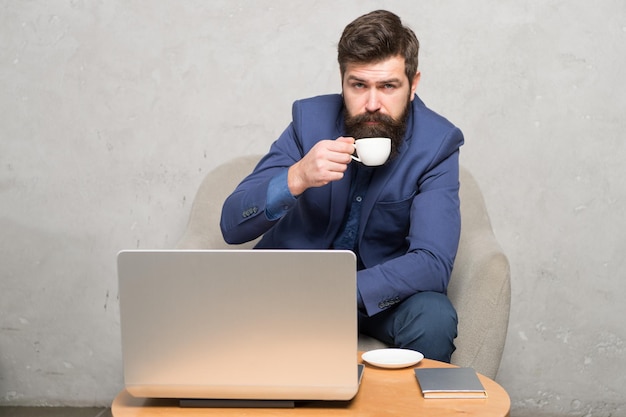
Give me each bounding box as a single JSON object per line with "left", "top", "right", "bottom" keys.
{"left": 1, "top": 1, "right": 625, "bottom": 415}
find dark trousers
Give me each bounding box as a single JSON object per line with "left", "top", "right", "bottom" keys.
{"left": 358, "top": 291, "right": 458, "bottom": 362}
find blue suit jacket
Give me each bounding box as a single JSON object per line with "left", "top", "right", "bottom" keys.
{"left": 221, "top": 94, "right": 464, "bottom": 316}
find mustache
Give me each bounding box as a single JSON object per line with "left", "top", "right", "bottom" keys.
{"left": 345, "top": 112, "right": 401, "bottom": 131}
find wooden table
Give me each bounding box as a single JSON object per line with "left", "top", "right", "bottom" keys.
{"left": 112, "top": 353, "right": 510, "bottom": 416}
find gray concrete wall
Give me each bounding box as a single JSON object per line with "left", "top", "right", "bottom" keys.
{"left": 1, "top": 1, "right": 624, "bottom": 415}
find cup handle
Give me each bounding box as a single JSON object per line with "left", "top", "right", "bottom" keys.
{"left": 351, "top": 144, "right": 360, "bottom": 162}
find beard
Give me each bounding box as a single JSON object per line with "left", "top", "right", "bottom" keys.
{"left": 343, "top": 99, "right": 411, "bottom": 160}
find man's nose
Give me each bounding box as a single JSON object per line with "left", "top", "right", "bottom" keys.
{"left": 365, "top": 89, "right": 381, "bottom": 113}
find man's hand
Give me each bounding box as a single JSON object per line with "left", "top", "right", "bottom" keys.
{"left": 287, "top": 137, "right": 355, "bottom": 196}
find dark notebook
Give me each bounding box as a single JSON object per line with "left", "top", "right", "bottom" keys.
{"left": 414, "top": 367, "right": 488, "bottom": 399}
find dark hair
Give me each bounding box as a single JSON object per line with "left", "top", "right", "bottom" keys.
{"left": 338, "top": 10, "right": 420, "bottom": 82}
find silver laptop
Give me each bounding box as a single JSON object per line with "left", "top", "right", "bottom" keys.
{"left": 117, "top": 249, "right": 360, "bottom": 405}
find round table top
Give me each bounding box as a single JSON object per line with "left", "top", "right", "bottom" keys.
{"left": 112, "top": 355, "right": 510, "bottom": 417}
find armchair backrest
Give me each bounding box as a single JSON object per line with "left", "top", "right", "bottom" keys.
{"left": 448, "top": 167, "right": 511, "bottom": 379}
{"left": 177, "top": 155, "right": 261, "bottom": 250}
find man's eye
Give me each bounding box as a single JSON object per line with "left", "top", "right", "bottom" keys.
{"left": 353, "top": 83, "right": 365, "bottom": 89}
{"left": 383, "top": 84, "right": 396, "bottom": 89}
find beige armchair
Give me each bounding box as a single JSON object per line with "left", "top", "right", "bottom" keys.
{"left": 177, "top": 155, "right": 511, "bottom": 380}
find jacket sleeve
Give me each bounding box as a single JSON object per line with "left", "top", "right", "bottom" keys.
{"left": 220, "top": 95, "right": 343, "bottom": 245}
{"left": 220, "top": 122, "right": 302, "bottom": 244}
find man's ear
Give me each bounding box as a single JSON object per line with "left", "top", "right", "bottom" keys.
{"left": 410, "top": 71, "right": 421, "bottom": 100}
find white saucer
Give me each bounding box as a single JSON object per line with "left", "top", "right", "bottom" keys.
{"left": 361, "top": 348, "right": 424, "bottom": 369}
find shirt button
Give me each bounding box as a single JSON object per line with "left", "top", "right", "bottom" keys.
{"left": 355, "top": 196, "right": 362, "bottom": 202}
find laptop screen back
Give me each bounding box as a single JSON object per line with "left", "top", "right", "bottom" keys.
{"left": 117, "top": 249, "right": 358, "bottom": 401}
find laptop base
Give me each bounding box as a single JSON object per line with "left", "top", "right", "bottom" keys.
{"left": 179, "top": 365, "right": 363, "bottom": 409}
{"left": 180, "top": 399, "right": 295, "bottom": 408}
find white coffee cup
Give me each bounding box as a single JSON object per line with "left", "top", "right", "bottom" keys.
{"left": 351, "top": 137, "right": 392, "bottom": 166}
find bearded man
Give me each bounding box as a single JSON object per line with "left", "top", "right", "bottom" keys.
{"left": 220, "top": 10, "right": 464, "bottom": 362}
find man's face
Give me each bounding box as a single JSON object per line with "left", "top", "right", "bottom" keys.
{"left": 342, "top": 55, "right": 420, "bottom": 152}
